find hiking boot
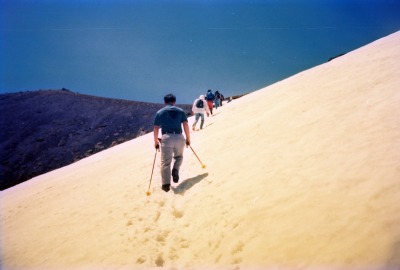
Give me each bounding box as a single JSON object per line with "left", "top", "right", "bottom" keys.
{"left": 162, "top": 184, "right": 170, "bottom": 192}
{"left": 172, "top": 168, "right": 179, "bottom": 183}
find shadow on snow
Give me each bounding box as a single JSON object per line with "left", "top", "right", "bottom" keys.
{"left": 172, "top": 173, "right": 208, "bottom": 195}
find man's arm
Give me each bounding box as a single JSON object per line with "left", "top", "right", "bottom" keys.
{"left": 192, "top": 100, "right": 197, "bottom": 115}
{"left": 182, "top": 121, "right": 191, "bottom": 146}
{"left": 153, "top": 125, "right": 160, "bottom": 149}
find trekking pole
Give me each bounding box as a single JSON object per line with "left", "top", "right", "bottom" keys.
{"left": 189, "top": 145, "right": 206, "bottom": 169}
{"left": 146, "top": 150, "right": 158, "bottom": 196}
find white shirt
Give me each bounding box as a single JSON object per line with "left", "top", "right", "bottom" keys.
{"left": 192, "top": 97, "right": 210, "bottom": 115}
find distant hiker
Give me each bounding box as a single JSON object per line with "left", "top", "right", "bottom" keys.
{"left": 220, "top": 93, "right": 225, "bottom": 106}
{"left": 214, "top": 90, "right": 221, "bottom": 109}
{"left": 191, "top": 95, "right": 210, "bottom": 131}
{"left": 153, "top": 93, "right": 191, "bottom": 192}
{"left": 205, "top": 89, "right": 215, "bottom": 115}
{"left": 139, "top": 129, "right": 146, "bottom": 136}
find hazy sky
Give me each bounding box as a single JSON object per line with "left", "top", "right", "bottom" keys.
{"left": 1, "top": 0, "right": 399, "bottom": 103}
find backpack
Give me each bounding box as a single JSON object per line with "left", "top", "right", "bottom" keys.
{"left": 206, "top": 92, "right": 215, "bottom": 101}
{"left": 195, "top": 99, "right": 204, "bottom": 108}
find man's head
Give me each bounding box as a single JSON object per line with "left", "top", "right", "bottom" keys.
{"left": 164, "top": 93, "right": 176, "bottom": 105}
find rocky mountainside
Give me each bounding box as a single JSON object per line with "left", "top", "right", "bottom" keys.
{"left": 0, "top": 89, "right": 192, "bottom": 190}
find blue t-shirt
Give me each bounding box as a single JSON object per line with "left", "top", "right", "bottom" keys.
{"left": 154, "top": 105, "right": 188, "bottom": 133}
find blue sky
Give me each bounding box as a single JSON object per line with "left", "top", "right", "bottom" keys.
{"left": 1, "top": 0, "right": 399, "bottom": 104}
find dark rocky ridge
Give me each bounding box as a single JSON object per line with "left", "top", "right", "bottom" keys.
{"left": 0, "top": 89, "right": 192, "bottom": 190}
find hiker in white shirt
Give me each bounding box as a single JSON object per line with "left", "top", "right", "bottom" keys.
{"left": 191, "top": 95, "right": 210, "bottom": 131}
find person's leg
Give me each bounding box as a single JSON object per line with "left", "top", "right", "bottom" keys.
{"left": 199, "top": 113, "right": 205, "bottom": 129}
{"left": 160, "top": 135, "right": 173, "bottom": 186}
{"left": 193, "top": 113, "right": 200, "bottom": 130}
{"left": 172, "top": 134, "right": 186, "bottom": 172}
{"left": 207, "top": 100, "right": 213, "bottom": 114}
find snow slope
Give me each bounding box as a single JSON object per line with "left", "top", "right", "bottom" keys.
{"left": 1, "top": 31, "right": 400, "bottom": 270}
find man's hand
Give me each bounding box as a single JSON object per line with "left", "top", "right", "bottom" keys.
{"left": 154, "top": 142, "right": 160, "bottom": 150}
{"left": 206, "top": 112, "right": 210, "bottom": 117}
{"left": 182, "top": 121, "right": 191, "bottom": 147}
{"left": 154, "top": 126, "right": 160, "bottom": 151}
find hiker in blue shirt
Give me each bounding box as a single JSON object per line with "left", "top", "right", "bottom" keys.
{"left": 205, "top": 89, "right": 215, "bottom": 115}
{"left": 214, "top": 90, "right": 222, "bottom": 109}
{"left": 153, "top": 94, "right": 191, "bottom": 192}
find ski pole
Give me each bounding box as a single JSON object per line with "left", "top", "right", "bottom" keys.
{"left": 146, "top": 149, "right": 158, "bottom": 196}
{"left": 189, "top": 145, "right": 206, "bottom": 169}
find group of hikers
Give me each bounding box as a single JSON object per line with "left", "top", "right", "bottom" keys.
{"left": 205, "top": 89, "right": 225, "bottom": 112}
{"left": 153, "top": 90, "right": 224, "bottom": 192}
{"left": 191, "top": 89, "right": 224, "bottom": 131}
